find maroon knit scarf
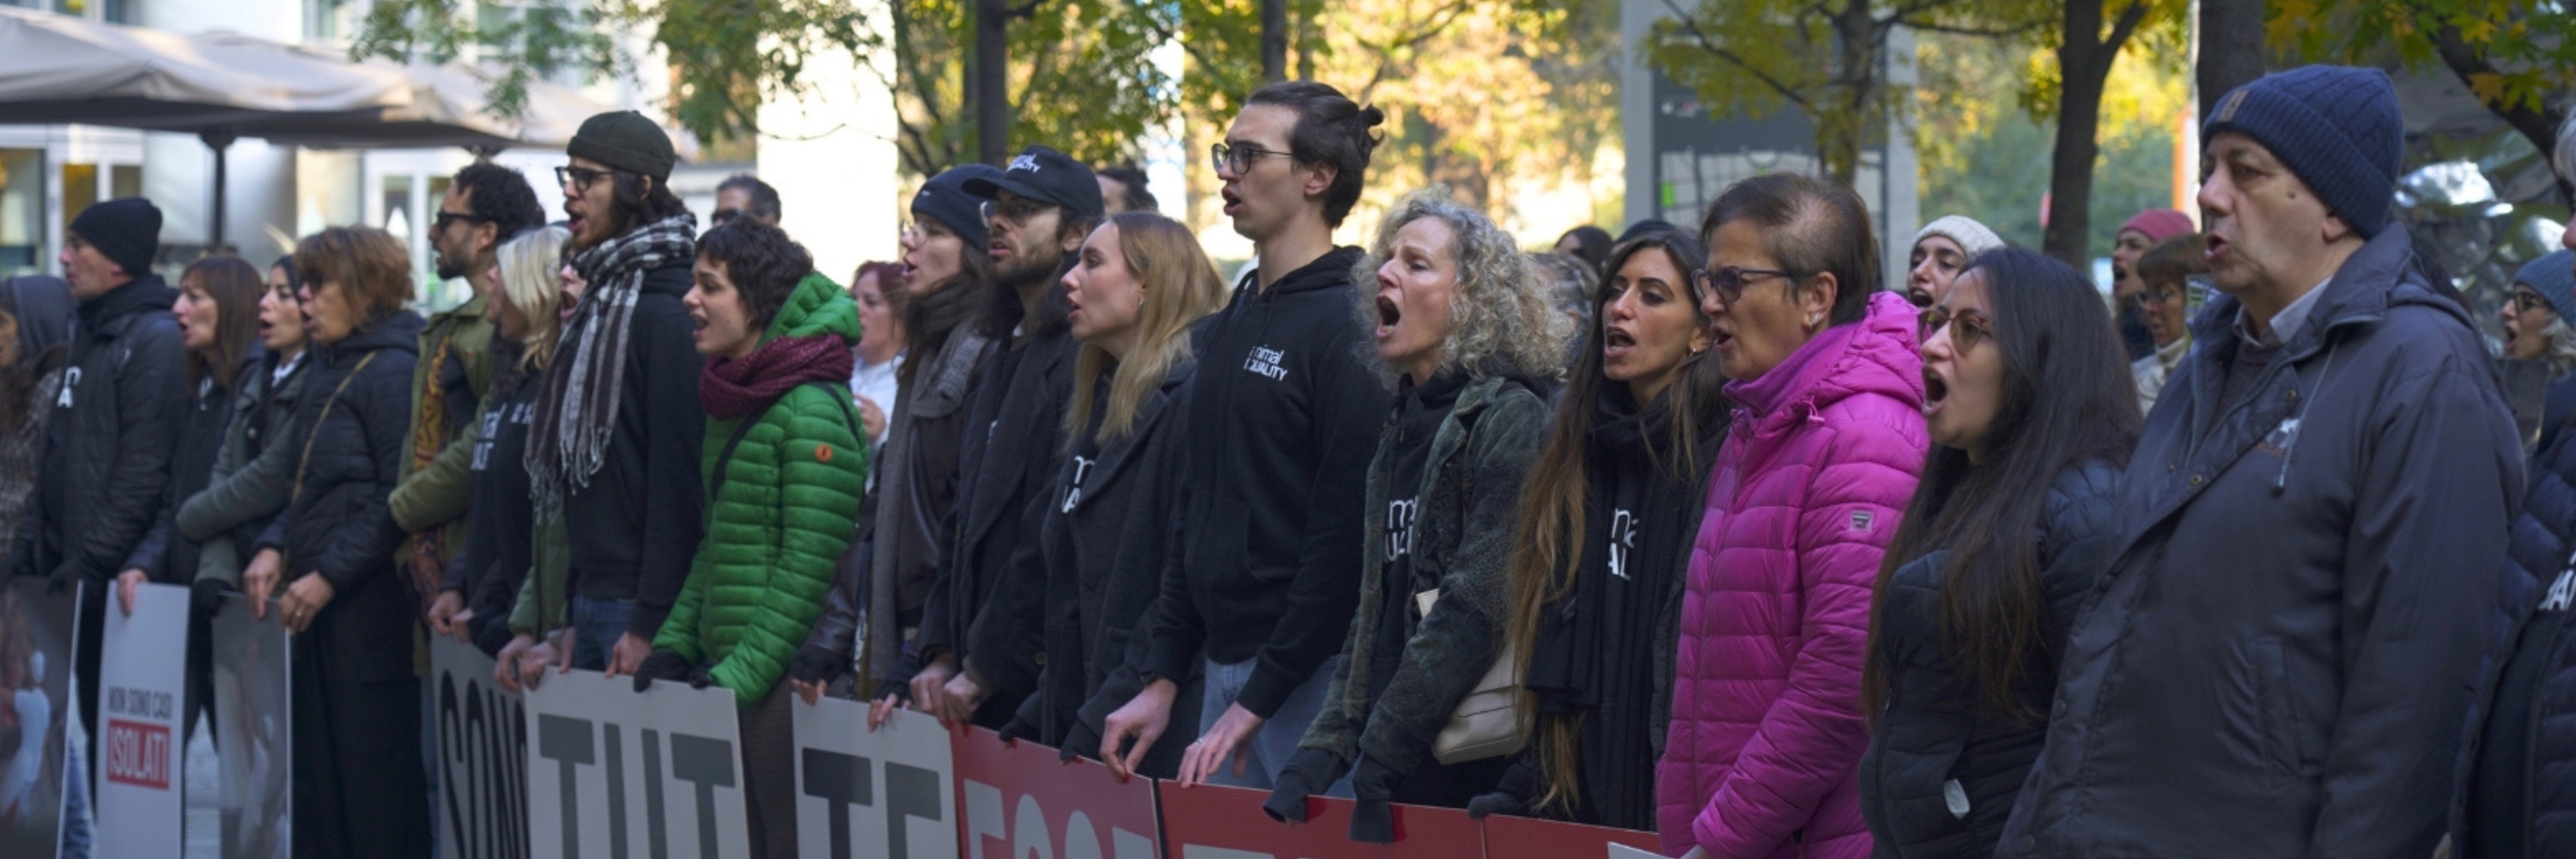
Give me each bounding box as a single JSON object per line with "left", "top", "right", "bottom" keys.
{"left": 699, "top": 333, "right": 856, "bottom": 420}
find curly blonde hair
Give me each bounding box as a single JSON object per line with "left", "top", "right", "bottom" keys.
{"left": 1352, "top": 187, "right": 1569, "bottom": 384}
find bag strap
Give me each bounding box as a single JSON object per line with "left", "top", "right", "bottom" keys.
{"left": 282, "top": 350, "right": 381, "bottom": 568}
{"left": 708, "top": 381, "right": 862, "bottom": 503}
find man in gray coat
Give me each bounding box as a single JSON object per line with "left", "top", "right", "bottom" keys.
{"left": 1996, "top": 65, "right": 2525, "bottom": 859}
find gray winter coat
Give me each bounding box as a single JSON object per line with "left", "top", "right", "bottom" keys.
{"left": 1996, "top": 227, "right": 2525, "bottom": 859}
{"left": 1300, "top": 372, "right": 1551, "bottom": 776}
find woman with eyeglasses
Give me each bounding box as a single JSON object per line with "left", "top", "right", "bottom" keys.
{"left": 2128, "top": 235, "right": 2206, "bottom": 414}
{"left": 1857, "top": 247, "right": 2138, "bottom": 859}
{"left": 2502, "top": 250, "right": 2576, "bottom": 453}
{"left": 252, "top": 225, "right": 431, "bottom": 858}
{"left": 1661, "top": 173, "right": 1927, "bottom": 859}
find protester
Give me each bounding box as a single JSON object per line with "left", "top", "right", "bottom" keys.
{"left": 531, "top": 110, "right": 708, "bottom": 675}
{"left": 1996, "top": 65, "right": 2524, "bottom": 859}
{"left": 0, "top": 274, "right": 71, "bottom": 570}
{"left": 252, "top": 224, "right": 429, "bottom": 858}
{"left": 716, "top": 174, "right": 783, "bottom": 228}
{"left": 931, "top": 212, "right": 1228, "bottom": 779}
{"left": 2445, "top": 115, "right": 2576, "bottom": 859}
{"left": 408, "top": 161, "right": 544, "bottom": 631}
{"left": 1858, "top": 247, "right": 2137, "bottom": 859}
{"left": 1097, "top": 164, "right": 1158, "bottom": 216}
{"left": 176, "top": 258, "right": 308, "bottom": 597}
{"left": 1465, "top": 231, "right": 1728, "bottom": 832}
{"left": 799, "top": 164, "right": 1002, "bottom": 705}
{"left": 1904, "top": 215, "right": 2005, "bottom": 308}
{"left": 1662, "top": 173, "right": 1927, "bottom": 858}
{"left": 1259, "top": 190, "right": 1562, "bottom": 838}
{"left": 2128, "top": 234, "right": 2206, "bottom": 413}
{"left": 1096, "top": 81, "right": 1390, "bottom": 788}
{"left": 117, "top": 257, "right": 264, "bottom": 609}
{"left": 848, "top": 259, "right": 907, "bottom": 454}
{"left": 901, "top": 147, "right": 1101, "bottom": 729}
{"left": 1531, "top": 252, "right": 1601, "bottom": 350}
{"left": 627, "top": 219, "right": 866, "bottom": 857}
{"left": 1555, "top": 225, "right": 1614, "bottom": 271}
{"left": 439, "top": 227, "right": 569, "bottom": 661}
{"left": 2109, "top": 208, "right": 2192, "bottom": 360}
{"left": 2501, "top": 250, "right": 2576, "bottom": 451}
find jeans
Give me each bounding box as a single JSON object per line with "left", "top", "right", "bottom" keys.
{"left": 1199, "top": 655, "right": 1351, "bottom": 795}
{"left": 60, "top": 706, "right": 92, "bottom": 859}
{"left": 570, "top": 596, "right": 636, "bottom": 671}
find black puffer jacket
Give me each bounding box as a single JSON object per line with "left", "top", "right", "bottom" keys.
{"left": 1859, "top": 460, "right": 2122, "bottom": 859}
{"left": 258, "top": 311, "right": 424, "bottom": 682}
{"left": 125, "top": 346, "right": 263, "bottom": 583}
{"left": 22, "top": 275, "right": 185, "bottom": 584}
{"left": 2448, "top": 407, "right": 2576, "bottom": 859}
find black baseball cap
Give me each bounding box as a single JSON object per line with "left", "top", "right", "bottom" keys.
{"left": 963, "top": 145, "right": 1104, "bottom": 220}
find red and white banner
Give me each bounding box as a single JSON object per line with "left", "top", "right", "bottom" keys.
{"left": 1156, "top": 780, "right": 1485, "bottom": 859}
{"left": 94, "top": 582, "right": 189, "bottom": 858}
{"left": 1482, "top": 813, "right": 1664, "bottom": 859}
{"left": 952, "top": 726, "right": 1158, "bottom": 859}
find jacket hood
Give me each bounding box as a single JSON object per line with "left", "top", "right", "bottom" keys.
{"left": 76, "top": 274, "right": 177, "bottom": 332}
{"left": 766, "top": 271, "right": 862, "bottom": 347}
{"left": 2, "top": 276, "right": 74, "bottom": 358}
{"left": 2187, "top": 226, "right": 2466, "bottom": 356}
{"left": 1261, "top": 246, "right": 1366, "bottom": 297}
{"left": 1724, "top": 290, "right": 1925, "bottom": 433}
{"left": 331, "top": 310, "right": 427, "bottom": 357}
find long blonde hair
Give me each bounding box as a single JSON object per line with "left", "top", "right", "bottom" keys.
{"left": 1066, "top": 212, "right": 1229, "bottom": 443}
{"left": 495, "top": 226, "right": 571, "bottom": 371}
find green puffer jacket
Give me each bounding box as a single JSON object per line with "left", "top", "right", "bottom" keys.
{"left": 654, "top": 272, "right": 870, "bottom": 705}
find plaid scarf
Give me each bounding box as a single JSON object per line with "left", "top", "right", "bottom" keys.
{"left": 526, "top": 212, "right": 696, "bottom": 517}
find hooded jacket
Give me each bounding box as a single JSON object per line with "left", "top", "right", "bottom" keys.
{"left": 23, "top": 274, "right": 185, "bottom": 584}
{"left": 1857, "top": 460, "right": 2122, "bottom": 859}
{"left": 0, "top": 276, "right": 72, "bottom": 572}
{"left": 259, "top": 311, "right": 427, "bottom": 683}
{"left": 1301, "top": 371, "right": 1549, "bottom": 771}
{"left": 176, "top": 347, "right": 309, "bottom": 587}
{"left": 653, "top": 273, "right": 869, "bottom": 704}
{"left": 1138, "top": 247, "right": 1389, "bottom": 718}
{"left": 559, "top": 259, "right": 706, "bottom": 640}
{"left": 1660, "top": 291, "right": 1928, "bottom": 859}
{"left": 123, "top": 344, "right": 264, "bottom": 583}
{"left": 1995, "top": 227, "right": 2524, "bottom": 859}
{"left": 2449, "top": 405, "right": 2576, "bottom": 859}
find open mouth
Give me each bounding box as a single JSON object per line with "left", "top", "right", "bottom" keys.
{"left": 990, "top": 241, "right": 1012, "bottom": 260}
{"left": 1603, "top": 326, "right": 1636, "bottom": 354}
{"left": 1221, "top": 187, "right": 1243, "bottom": 216}
{"left": 2203, "top": 234, "right": 2230, "bottom": 264}
{"left": 1923, "top": 367, "right": 1950, "bottom": 410}
{"left": 1376, "top": 295, "right": 1401, "bottom": 338}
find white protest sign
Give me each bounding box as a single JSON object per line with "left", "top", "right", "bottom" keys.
{"left": 431, "top": 635, "right": 526, "bottom": 859}
{"left": 95, "top": 582, "right": 189, "bottom": 859}
{"left": 525, "top": 669, "right": 747, "bottom": 859}
{"left": 791, "top": 700, "right": 957, "bottom": 859}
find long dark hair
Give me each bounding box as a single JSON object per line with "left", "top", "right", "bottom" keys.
{"left": 1504, "top": 231, "right": 1729, "bottom": 813}
{"left": 1862, "top": 247, "right": 2141, "bottom": 722}
{"left": 900, "top": 221, "right": 997, "bottom": 388}
{"left": 179, "top": 257, "right": 266, "bottom": 393}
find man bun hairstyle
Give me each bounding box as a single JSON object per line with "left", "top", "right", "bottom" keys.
{"left": 1699, "top": 173, "right": 1879, "bottom": 326}
{"left": 697, "top": 219, "right": 814, "bottom": 333}
{"left": 1247, "top": 81, "right": 1384, "bottom": 228}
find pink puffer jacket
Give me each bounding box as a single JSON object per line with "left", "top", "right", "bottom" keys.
{"left": 1657, "top": 291, "right": 1928, "bottom": 858}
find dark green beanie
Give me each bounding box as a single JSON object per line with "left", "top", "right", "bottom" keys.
{"left": 568, "top": 111, "right": 677, "bottom": 184}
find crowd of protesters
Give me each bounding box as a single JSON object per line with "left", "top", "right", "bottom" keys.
{"left": 8, "top": 63, "right": 2576, "bottom": 859}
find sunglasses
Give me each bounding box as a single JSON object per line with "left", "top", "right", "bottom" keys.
{"left": 980, "top": 197, "right": 1054, "bottom": 225}
{"left": 1921, "top": 306, "right": 1993, "bottom": 353}
{"left": 432, "top": 210, "right": 489, "bottom": 233}
{"left": 1210, "top": 142, "right": 1296, "bottom": 175}
{"left": 1692, "top": 265, "right": 1798, "bottom": 304}
{"left": 554, "top": 165, "right": 611, "bottom": 192}
{"left": 711, "top": 209, "right": 746, "bottom": 227}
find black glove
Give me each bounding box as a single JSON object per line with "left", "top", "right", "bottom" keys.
{"left": 996, "top": 715, "right": 1038, "bottom": 745}
{"left": 1346, "top": 755, "right": 1401, "bottom": 843}
{"left": 686, "top": 666, "right": 715, "bottom": 690}
{"left": 46, "top": 564, "right": 77, "bottom": 595}
{"left": 190, "top": 578, "right": 237, "bottom": 619}
{"left": 1466, "top": 752, "right": 1542, "bottom": 819}
{"left": 787, "top": 644, "right": 847, "bottom": 685}
{"left": 872, "top": 677, "right": 912, "bottom": 704}
{"left": 472, "top": 616, "right": 518, "bottom": 660}
{"left": 633, "top": 650, "right": 695, "bottom": 692}
{"left": 1261, "top": 747, "right": 1348, "bottom": 824}
{"left": 1060, "top": 716, "right": 1103, "bottom": 764}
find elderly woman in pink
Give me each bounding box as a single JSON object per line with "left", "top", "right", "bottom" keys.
{"left": 1658, "top": 174, "right": 1928, "bottom": 859}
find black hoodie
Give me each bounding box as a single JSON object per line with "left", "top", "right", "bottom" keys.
{"left": 558, "top": 260, "right": 706, "bottom": 639}
{"left": 1138, "top": 247, "right": 1388, "bottom": 718}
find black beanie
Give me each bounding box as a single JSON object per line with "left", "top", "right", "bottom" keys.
{"left": 2202, "top": 65, "right": 2403, "bottom": 238}
{"left": 568, "top": 111, "right": 678, "bottom": 183}
{"left": 69, "top": 198, "right": 162, "bottom": 277}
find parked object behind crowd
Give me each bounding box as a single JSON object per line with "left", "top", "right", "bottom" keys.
{"left": 1661, "top": 173, "right": 1928, "bottom": 859}
{"left": 254, "top": 224, "right": 430, "bottom": 859}
{"left": 1467, "top": 232, "right": 1729, "bottom": 832}
{"left": 2128, "top": 234, "right": 2206, "bottom": 413}
{"left": 1905, "top": 216, "right": 2004, "bottom": 308}
{"left": 1859, "top": 248, "right": 2138, "bottom": 859}
{"left": 1998, "top": 65, "right": 2524, "bottom": 859}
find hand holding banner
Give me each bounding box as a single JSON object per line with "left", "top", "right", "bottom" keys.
{"left": 791, "top": 698, "right": 957, "bottom": 859}
{"left": 951, "top": 725, "right": 1157, "bottom": 859}
{"left": 1156, "top": 779, "right": 1484, "bottom": 859}
{"left": 524, "top": 669, "right": 747, "bottom": 859}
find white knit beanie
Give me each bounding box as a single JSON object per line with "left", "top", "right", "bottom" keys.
{"left": 1914, "top": 215, "right": 2006, "bottom": 258}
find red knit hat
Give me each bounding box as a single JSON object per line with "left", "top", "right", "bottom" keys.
{"left": 2118, "top": 209, "right": 2195, "bottom": 243}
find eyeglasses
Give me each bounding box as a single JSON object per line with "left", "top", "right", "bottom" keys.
{"left": 432, "top": 210, "right": 488, "bottom": 233}
{"left": 980, "top": 197, "right": 1054, "bottom": 225}
{"left": 1692, "top": 266, "right": 1798, "bottom": 304}
{"left": 555, "top": 165, "right": 611, "bottom": 192}
{"left": 1210, "top": 142, "right": 1296, "bottom": 175}
{"left": 1920, "top": 306, "right": 1993, "bottom": 353}
{"left": 711, "top": 209, "right": 745, "bottom": 227}
{"left": 2513, "top": 291, "right": 2552, "bottom": 314}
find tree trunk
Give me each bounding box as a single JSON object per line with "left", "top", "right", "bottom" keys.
{"left": 2044, "top": 0, "right": 2152, "bottom": 269}
{"left": 1261, "top": 0, "right": 1288, "bottom": 83}
{"left": 973, "top": 0, "right": 1011, "bottom": 165}
{"left": 1817, "top": 0, "right": 1876, "bottom": 187}
{"left": 2196, "top": 0, "right": 2265, "bottom": 121}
